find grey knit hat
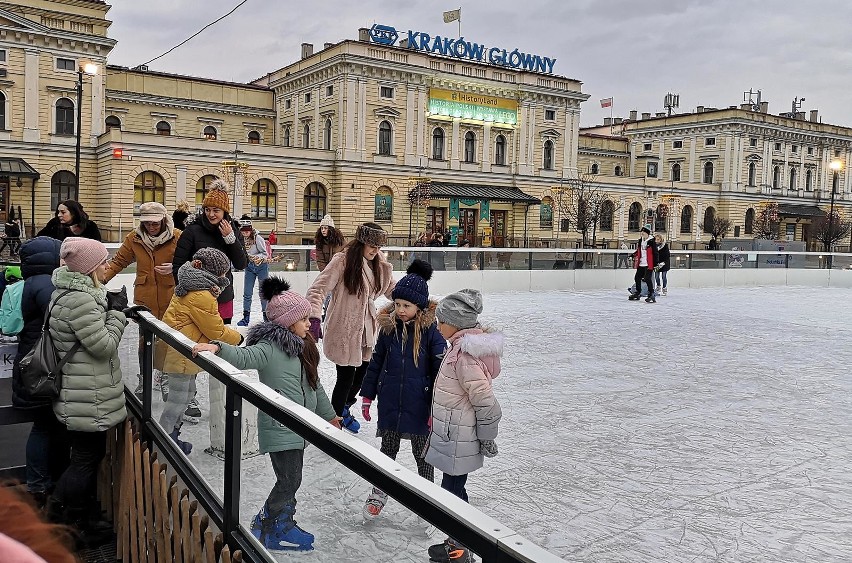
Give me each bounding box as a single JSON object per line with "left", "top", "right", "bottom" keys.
{"left": 436, "top": 289, "right": 483, "bottom": 329}
{"left": 193, "top": 247, "right": 230, "bottom": 276}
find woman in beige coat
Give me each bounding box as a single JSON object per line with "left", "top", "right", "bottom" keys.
{"left": 307, "top": 222, "right": 395, "bottom": 433}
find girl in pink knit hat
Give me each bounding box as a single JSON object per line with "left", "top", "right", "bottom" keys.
{"left": 192, "top": 277, "right": 341, "bottom": 552}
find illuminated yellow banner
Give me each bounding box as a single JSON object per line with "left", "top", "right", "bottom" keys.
{"left": 428, "top": 88, "right": 518, "bottom": 125}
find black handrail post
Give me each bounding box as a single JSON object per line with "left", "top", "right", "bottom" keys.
{"left": 223, "top": 383, "right": 243, "bottom": 541}
{"left": 527, "top": 251, "right": 533, "bottom": 271}
{"left": 140, "top": 326, "right": 154, "bottom": 422}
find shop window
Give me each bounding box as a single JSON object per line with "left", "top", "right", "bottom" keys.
{"left": 374, "top": 186, "right": 393, "bottom": 222}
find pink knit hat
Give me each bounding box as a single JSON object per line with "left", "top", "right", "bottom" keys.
{"left": 261, "top": 277, "right": 311, "bottom": 328}
{"left": 60, "top": 237, "right": 109, "bottom": 274}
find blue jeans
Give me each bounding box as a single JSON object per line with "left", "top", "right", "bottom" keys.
{"left": 655, "top": 270, "right": 668, "bottom": 289}
{"left": 243, "top": 262, "right": 269, "bottom": 313}
{"left": 441, "top": 472, "right": 469, "bottom": 503}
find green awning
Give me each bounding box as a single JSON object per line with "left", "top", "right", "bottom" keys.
{"left": 0, "top": 158, "right": 40, "bottom": 179}
{"left": 777, "top": 204, "right": 826, "bottom": 218}
{"left": 415, "top": 182, "right": 540, "bottom": 204}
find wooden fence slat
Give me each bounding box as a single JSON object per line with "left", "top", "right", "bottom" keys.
{"left": 142, "top": 447, "right": 156, "bottom": 563}
{"left": 133, "top": 436, "right": 146, "bottom": 563}
{"left": 219, "top": 545, "right": 231, "bottom": 563}
{"left": 157, "top": 467, "right": 173, "bottom": 563}
{"left": 127, "top": 433, "right": 139, "bottom": 563}
{"left": 180, "top": 491, "right": 191, "bottom": 563}
{"left": 150, "top": 462, "right": 166, "bottom": 563}
{"left": 171, "top": 482, "right": 182, "bottom": 563}
{"left": 203, "top": 528, "right": 216, "bottom": 563}
{"left": 191, "top": 501, "right": 202, "bottom": 563}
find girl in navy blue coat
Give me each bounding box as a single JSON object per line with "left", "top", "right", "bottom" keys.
{"left": 359, "top": 259, "right": 445, "bottom": 519}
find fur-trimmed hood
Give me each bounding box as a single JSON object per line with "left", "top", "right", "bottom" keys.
{"left": 245, "top": 321, "right": 304, "bottom": 358}
{"left": 376, "top": 300, "right": 438, "bottom": 334}
{"left": 446, "top": 327, "right": 504, "bottom": 379}
{"left": 51, "top": 266, "right": 107, "bottom": 307}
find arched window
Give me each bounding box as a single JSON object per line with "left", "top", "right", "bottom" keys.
{"left": 703, "top": 206, "right": 716, "bottom": 234}
{"left": 805, "top": 169, "right": 813, "bottom": 191}
{"left": 374, "top": 186, "right": 393, "bottom": 222}
{"left": 494, "top": 134, "right": 506, "bottom": 166}
{"left": 156, "top": 121, "right": 171, "bottom": 136}
{"left": 302, "top": 123, "right": 310, "bottom": 148}
{"left": 789, "top": 167, "right": 797, "bottom": 189}
{"left": 133, "top": 171, "right": 165, "bottom": 215}
{"left": 600, "top": 200, "right": 614, "bottom": 231}
{"left": 464, "top": 131, "right": 476, "bottom": 163}
{"left": 540, "top": 196, "right": 553, "bottom": 229}
{"left": 745, "top": 208, "right": 755, "bottom": 235}
{"left": 681, "top": 205, "right": 693, "bottom": 233}
{"left": 203, "top": 125, "right": 217, "bottom": 140}
{"left": 50, "top": 171, "right": 77, "bottom": 211}
{"left": 432, "top": 128, "right": 445, "bottom": 160}
{"left": 748, "top": 161, "right": 756, "bottom": 186}
{"left": 195, "top": 175, "right": 219, "bottom": 208}
{"left": 283, "top": 126, "right": 291, "bottom": 147}
{"left": 55, "top": 98, "right": 74, "bottom": 135}
{"left": 251, "top": 179, "right": 277, "bottom": 219}
{"left": 628, "top": 202, "right": 642, "bottom": 231}
{"left": 655, "top": 204, "right": 667, "bottom": 232}
{"left": 323, "top": 119, "right": 332, "bottom": 150}
{"left": 247, "top": 130, "right": 261, "bottom": 144}
{"left": 105, "top": 115, "right": 121, "bottom": 132}
{"left": 671, "top": 163, "right": 681, "bottom": 182}
{"left": 378, "top": 120, "right": 392, "bottom": 155}
{"left": 772, "top": 165, "right": 780, "bottom": 189}
{"left": 0, "top": 92, "right": 5, "bottom": 129}
{"left": 614, "top": 165, "right": 623, "bottom": 177}
{"left": 589, "top": 162, "right": 598, "bottom": 175}
{"left": 543, "top": 140, "right": 554, "bottom": 170}
{"left": 703, "top": 161, "right": 714, "bottom": 184}
{"left": 303, "top": 182, "right": 326, "bottom": 221}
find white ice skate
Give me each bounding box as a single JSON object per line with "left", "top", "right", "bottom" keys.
{"left": 363, "top": 488, "right": 388, "bottom": 519}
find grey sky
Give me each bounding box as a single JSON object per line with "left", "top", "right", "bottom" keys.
{"left": 106, "top": 0, "right": 852, "bottom": 128}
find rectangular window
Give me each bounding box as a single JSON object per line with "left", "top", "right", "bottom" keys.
{"left": 750, "top": 137, "right": 758, "bottom": 147}
{"left": 284, "top": 99, "right": 291, "bottom": 109}
{"left": 380, "top": 86, "right": 394, "bottom": 99}
{"left": 326, "top": 85, "right": 333, "bottom": 97}
{"left": 807, "top": 146, "right": 814, "bottom": 155}
{"left": 0, "top": 50, "right": 6, "bottom": 63}
{"left": 774, "top": 142, "right": 782, "bottom": 151}
{"left": 643, "top": 143, "right": 652, "bottom": 151}
{"left": 792, "top": 145, "right": 798, "bottom": 153}
{"left": 544, "top": 109, "right": 556, "bottom": 121}
{"left": 705, "top": 137, "right": 716, "bottom": 147}
{"left": 304, "top": 93, "right": 311, "bottom": 103}
{"left": 835, "top": 148, "right": 841, "bottom": 157}
{"left": 56, "top": 57, "right": 75, "bottom": 71}
{"left": 672, "top": 140, "right": 683, "bottom": 149}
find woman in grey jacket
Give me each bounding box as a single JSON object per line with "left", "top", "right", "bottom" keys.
{"left": 47, "top": 237, "right": 128, "bottom": 547}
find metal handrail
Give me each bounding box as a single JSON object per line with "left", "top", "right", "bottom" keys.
{"left": 134, "top": 312, "right": 566, "bottom": 563}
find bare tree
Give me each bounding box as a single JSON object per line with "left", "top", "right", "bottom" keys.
{"left": 753, "top": 203, "right": 780, "bottom": 240}
{"left": 554, "top": 174, "right": 622, "bottom": 247}
{"left": 711, "top": 217, "right": 732, "bottom": 240}
{"left": 811, "top": 211, "right": 851, "bottom": 252}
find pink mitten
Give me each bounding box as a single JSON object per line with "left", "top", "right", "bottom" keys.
{"left": 361, "top": 398, "right": 372, "bottom": 421}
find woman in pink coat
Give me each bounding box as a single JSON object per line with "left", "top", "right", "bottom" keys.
{"left": 307, "top": 222, "right": 395, "bottom": 433}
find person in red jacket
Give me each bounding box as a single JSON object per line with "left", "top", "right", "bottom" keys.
{"left": 629, "top": 224, "right": 659, "bottom": 303}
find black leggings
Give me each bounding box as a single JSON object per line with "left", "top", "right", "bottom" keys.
{"left": 332, "top": 362, "right": 369, "bottom": 415}
{"left": 634, "top": 266, "right": 654, "bottom": 295}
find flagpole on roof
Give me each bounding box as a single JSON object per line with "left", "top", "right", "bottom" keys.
{"left": 458, "top": 7, "right": 461, "bottom": 38}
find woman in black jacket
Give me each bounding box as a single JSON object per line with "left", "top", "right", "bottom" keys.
{"left": 654, "top": 234, "right": 671, "bottom": 296}
{"left": 11, "top": 237, "right": 68, "bottom": 506}
{"left": 39, "top": 200, "right": 101, "bottom": 241}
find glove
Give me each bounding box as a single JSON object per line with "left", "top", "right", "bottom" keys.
{"left": 480, "top": 439, "right": 498, "bottom": 458}
{"left": 361, "top": 398, "right": 372, "bottom": 421}
{"left": 309, "top": 318, "right": 323, "bottom": 341}
{"left": 121, "top": 304, "right": 151, "bottom": 320}
{"left": 106, "top": 286, "right": 128, "bottom": 311}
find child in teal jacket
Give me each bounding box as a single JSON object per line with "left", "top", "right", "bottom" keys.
{"left": 193, "top": 277, "right": 340, "bottom": 552}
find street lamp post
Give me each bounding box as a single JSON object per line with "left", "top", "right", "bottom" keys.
{"left": 828, "top": 159, "right": 843, "bottom": 267}
{"left": 74, "top": 63, "right": 99, "bottom": 191}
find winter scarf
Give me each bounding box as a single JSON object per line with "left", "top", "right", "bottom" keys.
{"left": 246, "top": 321, "right": 304, "bottom": 357}
{"left": 173, "top": 261, "right": 229, "bottom": 298}
{"left": 136, "top": 218, "right": 175, "bottom": 251}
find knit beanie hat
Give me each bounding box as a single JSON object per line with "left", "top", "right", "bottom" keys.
{"left": 138, "top": 201, "right": 167, "bottom": 223}
{"left": 202, "top": 179, "right": 231, "bottom": 213}
{"left": 320, "top": 214, "right": 335, "bottom": 228}
{"left": 4, "top": 265, "right": 21, "bottom": 281}
{"left": 641, "top": 224, "right": 652, "bottom": 234}
{"left": 355, "top": 223, "right": 387, "bottom": 247}
{"left": 192, "top": 247, "right": 231, "bottom": 276}
{"left": 60, "top": 237, "right": 109, "bottom": 274}
{"left": 436, "top": 288, "right": 483, "bottom": 330}
{"left": 392, "top": 259, "right": 433, "bottom": 309}
{"left": 261, "top": 277, "right": 312, "bottom": 328}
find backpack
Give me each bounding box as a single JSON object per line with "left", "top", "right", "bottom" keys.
{"left": 0, "top": 281, "right": 24, "bottom": 336}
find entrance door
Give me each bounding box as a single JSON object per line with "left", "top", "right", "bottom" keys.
{"left": 425, "top": 207, "right": 445, "bottom": 236}
{"left": 490, "top": 210, "right": 506, "bottom": 247}
{"left": 459, "top": 208, "right": 477, "bottom": 245}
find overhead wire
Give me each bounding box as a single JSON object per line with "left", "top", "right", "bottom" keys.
{"left": 139, "top": 0, "right": 250, "bottom": 67}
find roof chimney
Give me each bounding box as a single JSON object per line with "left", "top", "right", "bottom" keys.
{"left": 641, "top": 112, "right": 651, "bottom": 120}
{"left": 613, "top": 117, "right": 623, "bottom": 125}
{"left": 810, "top": 109, "right": 819, "bottom": 123}
{"left": 358, "top": 28, "right": 370, "bottom": 41}
{"left": 760, "top": 101, "right": 768, "bottom": 113}
{"left": 629, "top": 110, "right": 637, "bottom": 121}
{"left": 301, "top": 43, "right": 314, "bottom": 59}
{"left": 324, "top": 42, "right": 334, "bottom": 50}
{"left": 740, "top": 103, "right": 751, "bottom": 110}
{"left": 603, "top": 117, "right": 612, "bottom": 126}
{"left": 696, "top": 105, "right": 704, "bottom": 113}
{"left": 655, "top": 112, "right": 665, "bottom": 118}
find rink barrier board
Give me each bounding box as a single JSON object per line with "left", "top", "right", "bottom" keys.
{"left": 130, "top": 311, "right": 566, "bottom": 563}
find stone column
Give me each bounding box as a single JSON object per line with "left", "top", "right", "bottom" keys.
{"left": 175, "top": 165, "right": 187, "bottom": 205}
{"left": 404, "top": 85, "right": 415, "bottom": 165}
{"left": 451, "top": 117, "right": 460, "bottom": 169}
{"left": 345, "top": 77, "right": 356, "bottom": 155}
{"left": 23, "top": 49, "right": 40, "bottom": 143}
{"left": 286, "top": 173, "right": 297, "bottom": 233}
{"left": 482, "top": 122, "right": 492, "bottom": 173}
{"left": 416, "top": 88, "right": 425, "bottom": 159}
{"left": 90, "top": 71, "right": 104, "bottom": 142}
{"left": 687, "top": 136, "right": 697, "bottom": 183}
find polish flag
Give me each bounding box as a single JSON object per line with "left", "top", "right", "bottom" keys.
{"left": 600, "top": 97, "right": 613, "bottom": 108}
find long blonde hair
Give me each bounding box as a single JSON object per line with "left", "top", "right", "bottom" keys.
{"left": 395, "top": 308, "right": 425, "bottom": 368}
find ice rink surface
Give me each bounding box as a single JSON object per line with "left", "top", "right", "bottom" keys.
{"left": 124, "top": 286, "right": 852, "bottom": 562}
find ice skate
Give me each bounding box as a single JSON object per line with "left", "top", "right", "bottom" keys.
{"left": 662, "top": 287, "right": 667, "bottom": 296}
{"left": 645, "top": 295, "right": 656, "bottom": 303}
{"left": 183, "top": 398, "right": 201, "bottom": 423}
{"left": 340, "top": 404, "right": 360, "bottom": 433}
{"left": 429, "top": 538, "right": 475, "bottom": 562}
{"left": 251, "top": 503, "right": 314, "bottom": 551}
{"left": 362, "top": 488, "right": 388, "bottom": 519}
{"left": 168, "top": 427, "right": 192, "bottom": 455}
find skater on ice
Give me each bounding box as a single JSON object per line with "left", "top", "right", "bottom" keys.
{"left": 629, "top": 225, "right": 659, "bottom": 303}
